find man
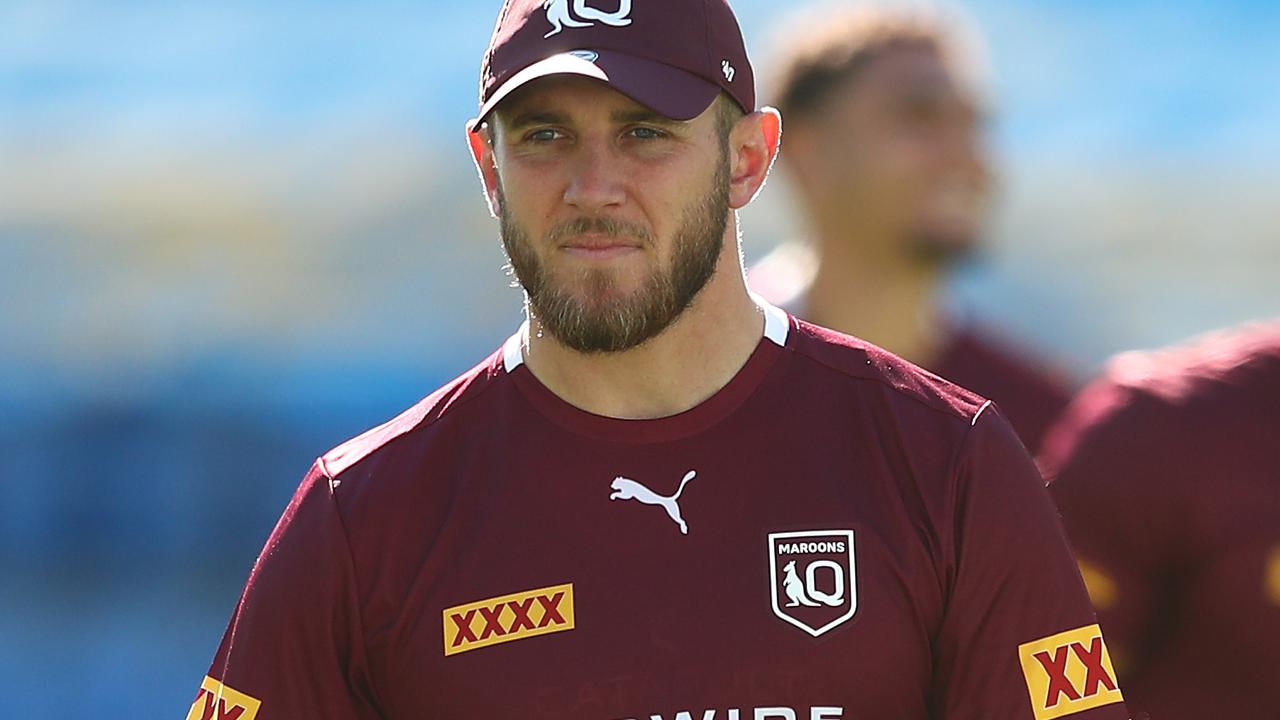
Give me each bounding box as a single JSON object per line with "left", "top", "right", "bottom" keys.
{"left": 750, "top": 5, "right": 1070, "bottom": 451}
{"left": 189, "top": 2, "right": 1127, "bottom": 718}
{"left": 1042, "top": 321, "right": 1280, "bottom": 720}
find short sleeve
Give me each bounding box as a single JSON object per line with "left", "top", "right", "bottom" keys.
{"left": 931, "top": 408, "right": 1129, "bottom": 720}
{"left": 186, "top": 462, "right": 380, "bottom": 720}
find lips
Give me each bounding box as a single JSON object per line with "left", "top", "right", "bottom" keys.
{"left": 561, "top": 243, "right": 642, "bottom": 260}
{"left": 563, "top": 237, "right": 639, "bottom": 250}
{"left": 559, "top": 233, "right": 644, "bottom": 259}
{"left": 560, "top": 228, "right": 642, "bottom": 244}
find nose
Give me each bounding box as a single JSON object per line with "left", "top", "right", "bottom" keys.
{"left": 562, "top": 140, "right": 627, "bottom": 213}
{"left": 942, "top": 114, "right": 991, "bottom": 189}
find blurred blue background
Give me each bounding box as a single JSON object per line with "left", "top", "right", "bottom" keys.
{"left": 1, "top": 0, "right": 1277, "bottom": 715}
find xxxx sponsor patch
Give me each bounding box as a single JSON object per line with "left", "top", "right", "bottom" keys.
{"left": 187, "top": 675, "right": 261, "bottom": 720}
{"left": 1018, "top": 624, "right": 1123, "bottom": 720}
{"left": 443, "top": 582, "right": 574, "bottom": 656}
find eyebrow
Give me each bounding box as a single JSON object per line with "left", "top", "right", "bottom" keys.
{"left": 609, "top": 109, "right": 685, "bottom": 128}
{"left": 502, "top": 107, "right": 687, "bottom": 132}
{"left": 504, "top": 111, "right": 567, "bottom": 131}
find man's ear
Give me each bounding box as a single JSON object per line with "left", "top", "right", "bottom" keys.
{"left": 727, "top": 106, "right": 783, "bottom": 210}
{"left": 467, "top": 123, "right": 501, "bottom": 218}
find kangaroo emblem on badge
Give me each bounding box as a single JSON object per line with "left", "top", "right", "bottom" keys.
{"left": 610, "top": 470, "right": 696, "bottom": 534}
{"left": 544, "top": 0, "right": 634, "bottom": 38}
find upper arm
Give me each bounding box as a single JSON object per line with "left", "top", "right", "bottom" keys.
{"left": 931, "top": 410, "right": 1128, "bottom": 720}
{"left": 188, "top": 462, "right": 379, "bottom": 720}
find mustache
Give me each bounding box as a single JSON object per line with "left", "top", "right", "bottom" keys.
{"left": 548, "top": 216, "right": 652, "bottom": 245}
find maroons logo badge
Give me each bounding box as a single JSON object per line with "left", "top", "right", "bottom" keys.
{"left": 768, "top": 530, "right": 857, "bottom": 637}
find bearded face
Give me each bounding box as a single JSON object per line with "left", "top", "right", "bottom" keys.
{"left": 498, "top": 155, "right": 730, "bottom": 354}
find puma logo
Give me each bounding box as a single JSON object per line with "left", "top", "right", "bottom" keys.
{"left": 783, "top": 560, "right": 842, "bottom": 608}
{"left": 544, "top": 0, "right": 633, "bottom": 38}
{"left": 610, "top": 470, "right": 697, "bottom": 534}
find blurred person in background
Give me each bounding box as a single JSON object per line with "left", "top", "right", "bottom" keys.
{"left": 1041, "top": 320, "right": 1280, "bottom": 720}
{"left": 187, "top": 0, "right": 1126, "bottom": 718}
{"left": 750, "top": 3, "right": 1071, "bottom": 451}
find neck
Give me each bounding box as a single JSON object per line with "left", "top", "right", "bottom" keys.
{"left": 804, "top": 218, "right": 944, "bottom": 366}
{"left": 519, "top": 229, "right": 766, "bottom": 420}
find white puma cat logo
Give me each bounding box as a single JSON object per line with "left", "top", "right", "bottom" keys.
{"left": 782, "top": 560, "right": 843, "bottom": 608}
{"left": 610, "top": 470, "right": 696, "bottom": 534}
{"left": 544, "top": 0, "right": 634, "bottom": 38}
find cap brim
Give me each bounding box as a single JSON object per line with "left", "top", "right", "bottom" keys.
{"left": 470, "top": 50, "right": 721, "bottom": 131}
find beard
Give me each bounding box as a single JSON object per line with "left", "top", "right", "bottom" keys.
{"left": 498, "top": 159, "right": 730, "bottom": 354}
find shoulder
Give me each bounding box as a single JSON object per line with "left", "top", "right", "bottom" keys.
{"left": 305, "top": 347, "right": 518, "bottom": 563}
{"left": 318, "top": 348, "right": 510, "bottom": 481}
{"left": 1072, "top": 320, "right": 1278, "bottom": 429}
{"left": 934, "top": 323, "right": 1074, "bottom": 450}
{"left": 784, "top": 318, "right": 993, "bottom": 427}
{"left": 1041, "top": 320, "right": 1280, "bottom": 481}
{"left": 1104, "top": 320, "right": 1280, "bottom": 404}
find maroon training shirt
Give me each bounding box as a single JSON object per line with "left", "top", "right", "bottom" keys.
{"left": 1041, "top": 321, "right": 1280, "bottom": 720}
{"left": 191, "top": 305, "right": 1126, "bottom": 720}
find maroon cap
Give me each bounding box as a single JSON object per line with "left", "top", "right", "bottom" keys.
{"left": 473, "top": 0, "right": 755, "bottom": 129}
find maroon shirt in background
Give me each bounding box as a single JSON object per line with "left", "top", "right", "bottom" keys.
{"left": 746, "top": 254, "right": 1074, "bottom": 454}
{"left": 192, "top": 309, "right": 1126, "bottom": 720}
{"left": 1041, "top": 321, "right": 1280, "bottom": 720}
{"left": 932, "top": 324, "right": 1073, "bottom": 453}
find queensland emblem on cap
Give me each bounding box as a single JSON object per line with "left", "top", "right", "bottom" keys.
{"left": 544, "top": 0, "right": 634, "bottom": 38}
{"left": 475, "top": 0, "right": 756, "bottom": 128}
{"left": 768, "top": 529, "right": 858, "bottom": 637}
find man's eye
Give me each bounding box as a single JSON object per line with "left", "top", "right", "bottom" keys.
{"left": 527, "top": 128, "right": 564, "bottom": 142}
{"left": 628, "top": 127, "right": 666, "bottom": 140}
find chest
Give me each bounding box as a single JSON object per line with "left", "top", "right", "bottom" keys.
{"left": 367, "top": 436, "right": 950, "bottom": 719}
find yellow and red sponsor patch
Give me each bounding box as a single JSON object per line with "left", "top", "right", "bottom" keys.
{"left": 443, "top": 582, "right": 575, "bottom": 656}
{"left": 1018, "top": 624, "right": 1123, "bottom": 720}
{"left": 186, "top": 675, "right": 261, "bottom": 720}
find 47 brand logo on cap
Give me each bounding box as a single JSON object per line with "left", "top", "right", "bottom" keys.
{"left": 1018, "top": 624, "right": 1124, "bottom": 720}
{"left": 443, "top": 583, "right": 575, "bottom": 656}
{"left": 186, "top": 676, "right": 261, "bottom": 720}
{"left": 768, "top": 530, "right": 857, "bottom": 637}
